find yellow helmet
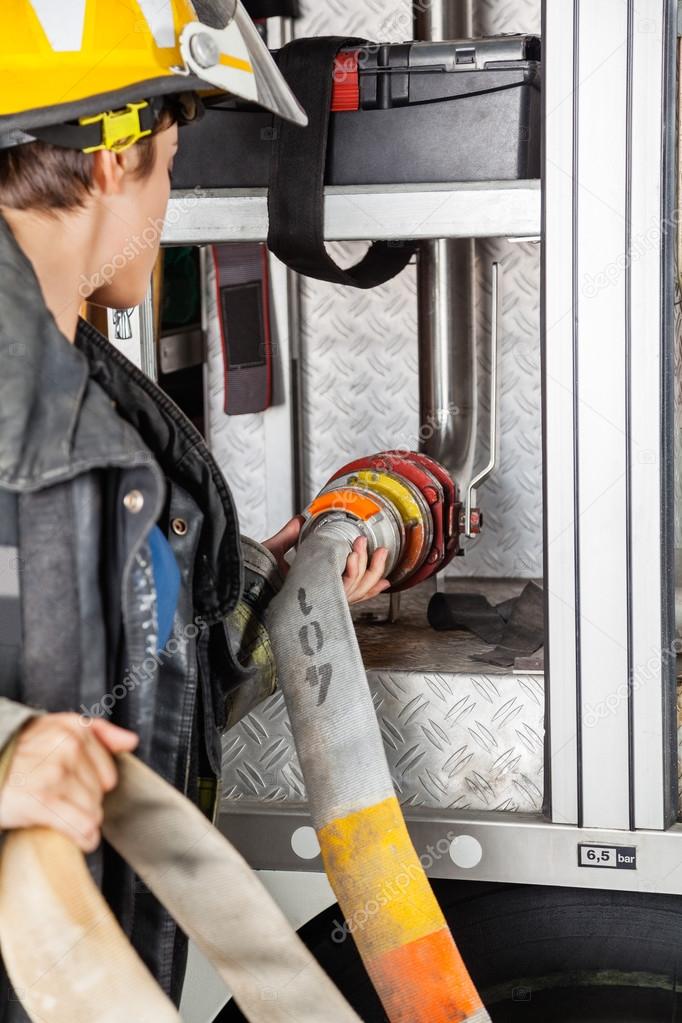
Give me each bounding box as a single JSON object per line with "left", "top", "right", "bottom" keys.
{"left": 0, "top": 0, "right": 307, "bottom": 151}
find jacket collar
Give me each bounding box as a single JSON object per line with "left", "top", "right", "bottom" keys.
{"left": 0, "top": 210, "right": 152, "bottom": 491}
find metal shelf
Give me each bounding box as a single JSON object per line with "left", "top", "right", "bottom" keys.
{"left": 163, "top": 180, "right": 541, "bottom": 246}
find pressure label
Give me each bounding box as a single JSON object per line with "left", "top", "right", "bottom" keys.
{"left": 578, "top": 843, "right": 637, "bottom": 870}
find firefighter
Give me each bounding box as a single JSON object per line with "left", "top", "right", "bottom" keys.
{"left": 0, "top": 1, "right": 389, "bottom": 1012}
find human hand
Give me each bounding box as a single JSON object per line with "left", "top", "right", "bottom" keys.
{"left": 342, "top": 536, "right": 391, "bottom": 606}
{"left": 0, "top": 715, "right": 138, "bottom": 853}
{"left": 264, "top": 521, "right": 390, "bottom": 604}
{"left": 262, "top": 515, "right": 305, "bottom": 576}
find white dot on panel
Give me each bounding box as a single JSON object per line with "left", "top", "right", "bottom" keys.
{"left": 449, "top": 835, "right": 483, "bottom": 869}
{"left": 291, "top": 826, "right": 320, "bottom": 860}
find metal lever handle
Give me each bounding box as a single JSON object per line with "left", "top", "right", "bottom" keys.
{"left": 465, "top": 261, "right": 500, "bottom": 537}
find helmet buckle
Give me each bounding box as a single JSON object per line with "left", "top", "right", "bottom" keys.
{"left": 80, "top": 102, "right": 152, "bottom": 154}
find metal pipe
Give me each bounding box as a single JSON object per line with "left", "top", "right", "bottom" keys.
{"left": 465, "top": 261, "right": 500, "bottom": 535}
{"left": 415, "top": 1, "right": 477, "bottom": 488}
{"left": 415, "top": 0, "right": 473, "bottom": 42}
{"left": 278, "top": 13, "right": 309, "bottom": 511}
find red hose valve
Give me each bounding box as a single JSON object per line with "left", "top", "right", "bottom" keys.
{"left": 300, "top": 450, "right": 479, "bottom": 592}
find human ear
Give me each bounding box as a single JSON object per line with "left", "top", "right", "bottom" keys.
{"left": 90, "top": 148, "right": 128, "bottom": 198}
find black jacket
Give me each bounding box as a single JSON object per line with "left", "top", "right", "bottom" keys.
{"left": 0, "top": 209, "right": 250, "bottom": 1009}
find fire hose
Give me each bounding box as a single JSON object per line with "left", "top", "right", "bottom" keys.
{"left": 265, "top": 451, "right": 489, "bottom": 1023}
{"left": 0, "top": 752, "right": 362, "bottom": 1023}
{"left": 0, "top": 451, "right": 488, "bottom": 1023}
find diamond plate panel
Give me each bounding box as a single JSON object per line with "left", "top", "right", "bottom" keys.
{"left": 474, "top": 0, "right": 541, "bottom": 35}
{"left": 222, "top": 670, "right": 545, "bottom": 813}
{"left": 294, "top": 0, "right": 412, "bottom": 39}
{"left": 294, "top": 0, "right": 541, "bottom": 40}
{"left": 298, "top": 251, "right": 421, "bottom": 501}
{"left": 222, "top": 674, "right": 682, "bottom": 816}
{"left": 449, "top": 240, "right": 543, "bottom": 577}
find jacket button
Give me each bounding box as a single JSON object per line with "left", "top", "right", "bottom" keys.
{"left": 123, "top": 490, "right": 145, "bottom": 514}
{"left": 171, "top": 517, "right": 188, "bottom": 537}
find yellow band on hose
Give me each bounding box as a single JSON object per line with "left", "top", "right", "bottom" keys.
{"left": 318, "top": 796, "right": 446, "bottom": 958}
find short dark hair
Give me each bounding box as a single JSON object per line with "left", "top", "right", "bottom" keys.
{"left": 0, "top": 106, "right": 176, "bottom": 214}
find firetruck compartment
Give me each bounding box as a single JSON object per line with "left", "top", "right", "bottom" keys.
{"left": 221, "top": 580, "right": 682, "bottom": 821}
{"left": 222, "top": 580, "right": 546, "bottom": 816}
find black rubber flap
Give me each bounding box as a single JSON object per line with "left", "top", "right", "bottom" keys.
{"left": 428, "top": 582, "right": 544, "bottom": 668}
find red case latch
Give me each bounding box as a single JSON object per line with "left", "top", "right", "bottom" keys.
{"left": 331, "top": 50, "right": 360, "bottom": 112}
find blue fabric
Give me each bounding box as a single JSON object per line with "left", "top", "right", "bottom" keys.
{"left": 148, "top": 526, "right": 181, "bottom": 652}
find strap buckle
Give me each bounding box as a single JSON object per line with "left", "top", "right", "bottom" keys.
{"left": 79, "top": 101, "right": 152, "bottom": 154}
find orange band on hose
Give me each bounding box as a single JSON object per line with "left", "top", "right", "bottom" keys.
{"left": 366, "top": 928, "right": 485, "bottom": 1023}
{"left": 308, "top": 490, "right": 382, "bottom": 523}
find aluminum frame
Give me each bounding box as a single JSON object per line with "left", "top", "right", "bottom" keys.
{"left": 543, "top": 0, "right": 678, "bottom": 832}
{"left": 219, "top": 804, "right": 682, "bottom": 896}
{"left": 162, "top": 182, "right": 541, "bottom": 246}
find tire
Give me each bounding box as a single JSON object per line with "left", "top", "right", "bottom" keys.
{"left": 213, "top": 881, "right": 682, "bottom": 1021}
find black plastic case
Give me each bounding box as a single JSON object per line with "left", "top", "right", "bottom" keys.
{"left": 172, "top": 35, "right": 541, "bottom": 190}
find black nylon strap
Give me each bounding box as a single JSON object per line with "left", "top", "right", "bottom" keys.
{"left": 267, "top": 37, "right": 417, "bottom": 289}
{"left": 244, "top": 0, "right": 300, "bottom": 16}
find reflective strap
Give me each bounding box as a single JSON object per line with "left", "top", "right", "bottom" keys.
{"left": 0, "top": 547, "right": 20, "bottom": 648}
{"left": 0, "top": 547, "right": 19, "bottom": 596}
